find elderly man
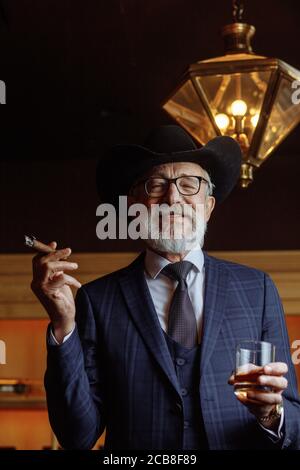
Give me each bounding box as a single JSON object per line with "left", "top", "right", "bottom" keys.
{"left": 31, "top": 125, "right": 300, "bottom": 450}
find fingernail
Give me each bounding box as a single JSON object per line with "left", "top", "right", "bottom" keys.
{"left": 265, "top": 366, "right": 272, "bottom": 373}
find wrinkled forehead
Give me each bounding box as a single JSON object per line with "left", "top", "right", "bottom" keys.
{"left": 145, "top": 161, "right": 206, "bottom": 178}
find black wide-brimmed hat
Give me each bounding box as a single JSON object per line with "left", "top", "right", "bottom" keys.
{"left": 97, "top": 125, "right": 242, "bottom": 204}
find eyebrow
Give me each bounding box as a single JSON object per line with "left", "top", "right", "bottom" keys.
{"left": 149, "top": 173, "right": 203, "bottom": 178}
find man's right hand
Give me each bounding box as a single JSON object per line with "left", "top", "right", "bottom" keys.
{"left": 31, "top": 241, "right": 81, "bottom": 343}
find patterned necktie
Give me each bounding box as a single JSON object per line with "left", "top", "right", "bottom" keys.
{"left": 161, "top": 261, "right": 198, "bottom": 348}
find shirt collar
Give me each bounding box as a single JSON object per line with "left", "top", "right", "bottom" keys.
{"left": 145, "top": 245, "right": 204, "bottom": 279}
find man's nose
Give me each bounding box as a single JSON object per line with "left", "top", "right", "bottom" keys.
{"left": 161, "top": 181, "right": 182, "bottom": 205}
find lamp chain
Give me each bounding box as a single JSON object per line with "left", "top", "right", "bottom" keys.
{"left": 232, "top": 0, "right": 244, "bottom": 22}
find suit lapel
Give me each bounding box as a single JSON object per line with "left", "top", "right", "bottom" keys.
{"left": 200, "top": 253, "right": 229, "bottom": 375}
{"left": 118, "top": 253, "right": 181, "bottom": 397}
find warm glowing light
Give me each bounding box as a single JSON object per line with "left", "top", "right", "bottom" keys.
{"left": 215, "top": 113, "right": 230, "bottom": 130}
{"left": 250, "top": 114, "right": 259, "bottom": 127}
{"left": 231, "top": 99, "right": 247, "bottom": 117}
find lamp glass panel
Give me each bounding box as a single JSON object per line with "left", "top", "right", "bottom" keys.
{"left": 257, "top": 76, "right": 300, "bottom": 160}
{"left": 163, "top": 79, "right": 217, "bottom": 144}
{"left": 196, "top": 71, "right": 271, "bottom": 142}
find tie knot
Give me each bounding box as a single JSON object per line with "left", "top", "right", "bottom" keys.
{"left": 162, "top": 260, "right": 194, "bottom": 282}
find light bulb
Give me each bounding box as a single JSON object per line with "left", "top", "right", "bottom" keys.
{"left": 215, "top": 113, "right": 230, "bottom": 131}
{"left": 250, "top": 114, "right": 259, "bottom": 127}
{"left": 231, "top": 99, "right": 247, "bottom": 117}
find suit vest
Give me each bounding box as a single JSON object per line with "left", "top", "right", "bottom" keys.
{"left": 163, "top": 331, "right": 209, "bottom": 450}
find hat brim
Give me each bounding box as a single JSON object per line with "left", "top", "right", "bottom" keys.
{"left": 97, "top": 135, "right": 242, "bottom": 205}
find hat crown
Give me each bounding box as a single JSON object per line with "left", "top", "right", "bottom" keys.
{"left": 98, "top": 126, "right": 242, "bottom": 205}
{"left": 144, "top": 125, "right": 197, "bottom": 154}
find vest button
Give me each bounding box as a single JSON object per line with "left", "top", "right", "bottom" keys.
{"left": 181, "top": 388, "right": 188, "bottom": 396}
{"left": 176, "top": 358, "right": 186, "bottom": 366}
{"left": 184, "top": 420, "right": 190, "bottom": 429}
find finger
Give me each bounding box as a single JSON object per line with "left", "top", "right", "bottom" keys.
{"left": 48, "top": 261, "right": 78, "bottom": 273}
{"left": 236, "top": 394, "right": 277, "bottom": 407}
{"left": 51, "top": 271, "right": 64, "bottom": 278}
{"left": 63, "top": 273, "right": 82, "bottom": 289}
{"left": 228, "top": 374, "right": 235, "bottom": 385}
{"left": 246, "top": 391, "right": 283, "bottom": 405}
{"left": 33, "top": 247, "right": 71, "bottom": 264}
{"left": 32, "top": 241, "right": 57, "bottom": 262}
{"left": 50, "top": 273, "right": 81, "bottom": 290}
{"left": 258, "top": 375, "right": 288, "bottom": 391}
{"left": 41, "top": 248, "right": 72, "bottom": 263}
{"left": 264, "top": 362, "right": 288, "bottom": 376}
{"left": 236, "top": 394, "right": 262, "bottom": 406}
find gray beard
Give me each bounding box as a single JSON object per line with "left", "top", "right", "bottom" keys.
{"left": 145, "top": 231, "right": 204, "bottom": 255}
{"left": 144, "top": 221, "right": 207, "bottom": 254}
{"left": 140, "top": 203, "right": 207, "bottom": 255}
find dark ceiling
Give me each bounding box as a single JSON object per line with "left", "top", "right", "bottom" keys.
{"left": 1, "top": 0, "right": 300, "bottom": 159}
{"left": 0, "top": 0, "right": 300, "bottom": 253}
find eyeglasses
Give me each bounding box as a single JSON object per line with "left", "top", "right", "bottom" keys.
{"left": 142, "top": 176, "right": 209, "bottom": 197}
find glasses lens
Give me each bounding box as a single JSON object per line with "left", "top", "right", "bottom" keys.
{"left": 177, "top": 176, "right": 200, "bottom": 195}
{"left": 145, "top": 178, "right": 168, "bottom": 196}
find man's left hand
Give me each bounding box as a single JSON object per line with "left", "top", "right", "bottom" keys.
{"left": 228, "top": 362, "right": 288, "bottom": 428}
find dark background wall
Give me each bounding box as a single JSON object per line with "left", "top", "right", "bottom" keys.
{"left": 0, "top": 0, "right": 299, "bottom": 253}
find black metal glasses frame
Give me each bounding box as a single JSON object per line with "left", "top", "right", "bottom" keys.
{"left": 142, "top": 176, "right": 209, "bottom": 197}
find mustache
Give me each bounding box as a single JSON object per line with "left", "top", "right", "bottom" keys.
{"left": 148, "top": 204, "right": 196, "bottom": 218}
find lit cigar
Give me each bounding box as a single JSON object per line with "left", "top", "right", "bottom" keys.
{"left": 24, "top": 235, "right": 55, "bottom": 254}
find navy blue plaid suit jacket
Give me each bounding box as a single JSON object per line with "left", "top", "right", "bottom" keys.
{"left": 45, "top": 252, "right": 300, "bottom": 449}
